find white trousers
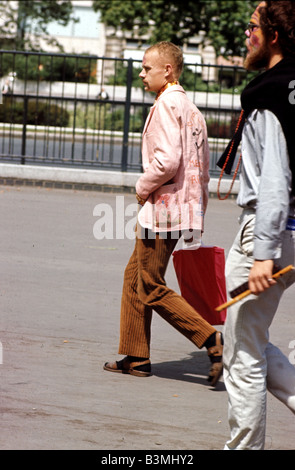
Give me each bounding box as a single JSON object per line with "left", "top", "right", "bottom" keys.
{"left": 223, "top": 211, "right": 295, "bottom": 450}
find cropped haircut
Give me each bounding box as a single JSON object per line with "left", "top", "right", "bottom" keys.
{"left": 146, "top": 42, "right": 184, "bottom": 78}
{"left": 259, "top": 1, "right": 295, "bottom": 57}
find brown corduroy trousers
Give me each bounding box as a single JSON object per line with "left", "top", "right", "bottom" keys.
{"left": 118, "top": 231, "right": 216, "bottom": 358}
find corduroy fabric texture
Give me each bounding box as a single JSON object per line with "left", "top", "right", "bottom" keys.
{"left": 118, "top": 232, "right": 216, "bottom": 358}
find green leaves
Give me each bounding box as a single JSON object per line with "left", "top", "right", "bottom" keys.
{"left": 0, "top": 0, "right": 75, "bottom": 50}
{"left": 93, "top": 0, "right": 257, "bottom": 56}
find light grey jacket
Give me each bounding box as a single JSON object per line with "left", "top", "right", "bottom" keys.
{"left": 238, "top": 109, "right": 295, "bottom": 260}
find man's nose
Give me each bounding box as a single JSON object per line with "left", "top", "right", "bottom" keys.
{"left": 245, "top": 29, "right": 251, "bottom": 38}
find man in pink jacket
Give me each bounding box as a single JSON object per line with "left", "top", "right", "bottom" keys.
{"left": 104, "top": 42, "right": 223, "bottom": 386}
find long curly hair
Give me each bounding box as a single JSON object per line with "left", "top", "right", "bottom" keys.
{"left": 259, "top": 1, "right": 295, "bottom": 57}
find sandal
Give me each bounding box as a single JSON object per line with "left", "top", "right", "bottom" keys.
{"left": 104, "top": 356, "right": 151, "bottom": 377}
{"left": 207, "top": 331, "right": 223, "bottom": 387}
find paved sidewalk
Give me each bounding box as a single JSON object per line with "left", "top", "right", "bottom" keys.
{"left": 0, "top": 185, "right": 294, "bottom": 450}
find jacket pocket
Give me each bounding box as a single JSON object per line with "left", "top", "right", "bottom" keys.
{"left": 152, "top": 183, "right": 181, "bottom": 229}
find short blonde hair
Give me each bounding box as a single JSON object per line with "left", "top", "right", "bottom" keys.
{"left": 146, "top": 41, "right": 184, "bottom": 79}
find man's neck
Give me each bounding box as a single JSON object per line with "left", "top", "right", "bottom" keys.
{"left": 266, "top": 52, "right": 284, "bottom": 70}
{"left": 155, "top": 80, "right": 179, "bottom": 101}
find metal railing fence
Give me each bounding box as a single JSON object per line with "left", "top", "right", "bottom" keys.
{"left": 0, "top": 50, "right": 251, "bottom": 176}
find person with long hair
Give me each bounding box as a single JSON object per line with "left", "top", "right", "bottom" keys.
{"left": 218, "top": 1, "right": 295, "bottom": 450}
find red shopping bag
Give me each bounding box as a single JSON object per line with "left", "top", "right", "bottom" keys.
{"left": 172, "top": 246, "right": 227, "bottom": 325}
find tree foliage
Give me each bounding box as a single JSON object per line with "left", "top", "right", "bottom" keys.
{"left": 93, "top": 0, "right": 257, "bottom": 56}
{"left": 0, "top": 0, "right": 75, "bottom": 50}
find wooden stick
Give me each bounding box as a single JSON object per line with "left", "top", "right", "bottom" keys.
{"left": 215, "top": 265, "right": 294, "bottom": 312}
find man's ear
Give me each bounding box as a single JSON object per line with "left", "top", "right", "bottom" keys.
{"left": 271, "top": 30, "right": 279, "bottom": 46}
{"left": 165, "top": 63, "right": 173, "bottom": 77}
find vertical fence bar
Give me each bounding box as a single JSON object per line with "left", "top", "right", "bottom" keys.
{"left": 21, "top": 95, "right": 28, "bottom": 164}
{"left": 121, "top": 59, "right": 133, "bottom": 172}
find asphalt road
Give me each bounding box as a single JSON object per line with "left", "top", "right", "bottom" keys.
{"left": 0, "top": 185, "right": 294, "bottom": 451}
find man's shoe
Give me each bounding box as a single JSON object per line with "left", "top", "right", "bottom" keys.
{"left": 104, "top": 356, "right": 151, "bottom": 377}
{"left": 207, "top": 331, "right": 223, "bottom": 387}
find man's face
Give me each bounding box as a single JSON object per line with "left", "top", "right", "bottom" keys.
{"left": 139, "top": 50, "right": 167, "bottom": 94}
{"left": 244, "top": 1, "right": 271, "bottom": 71}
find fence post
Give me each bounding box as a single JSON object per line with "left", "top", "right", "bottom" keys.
{"left": 121, "top": 59, "right": 133, "bottom": 172}
{"left": 21, "top": 95, "right": 28, "bottom": 165}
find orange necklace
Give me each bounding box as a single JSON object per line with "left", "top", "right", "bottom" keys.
{"left": 155, "top": 81, "right": 179, "bottom": 101}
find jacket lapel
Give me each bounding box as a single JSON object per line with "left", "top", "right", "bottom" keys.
{"left": 142, "top": 104, "right": 156, "bottom": 136}
{"left": 142, "top": 86, "right": 185, "bottom": 136}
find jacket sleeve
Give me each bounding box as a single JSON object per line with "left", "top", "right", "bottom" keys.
{"left": 254, "top": 111, "right": 292, "bottom": 260}
{"left": 136, "top": 99, "right": 182, "bottom": 200}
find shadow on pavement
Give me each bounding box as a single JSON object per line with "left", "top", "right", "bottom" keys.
{"left": 152, "top": 351, "right": 226, "bottom": 391}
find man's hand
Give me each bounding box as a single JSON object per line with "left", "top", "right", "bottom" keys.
{"left": 248, "top": 260, "right": 276, "bottom": 295}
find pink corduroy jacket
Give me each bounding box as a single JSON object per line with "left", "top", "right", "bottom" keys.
{"left": 136, "top": 84, "right": 210, "bottom": 233}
